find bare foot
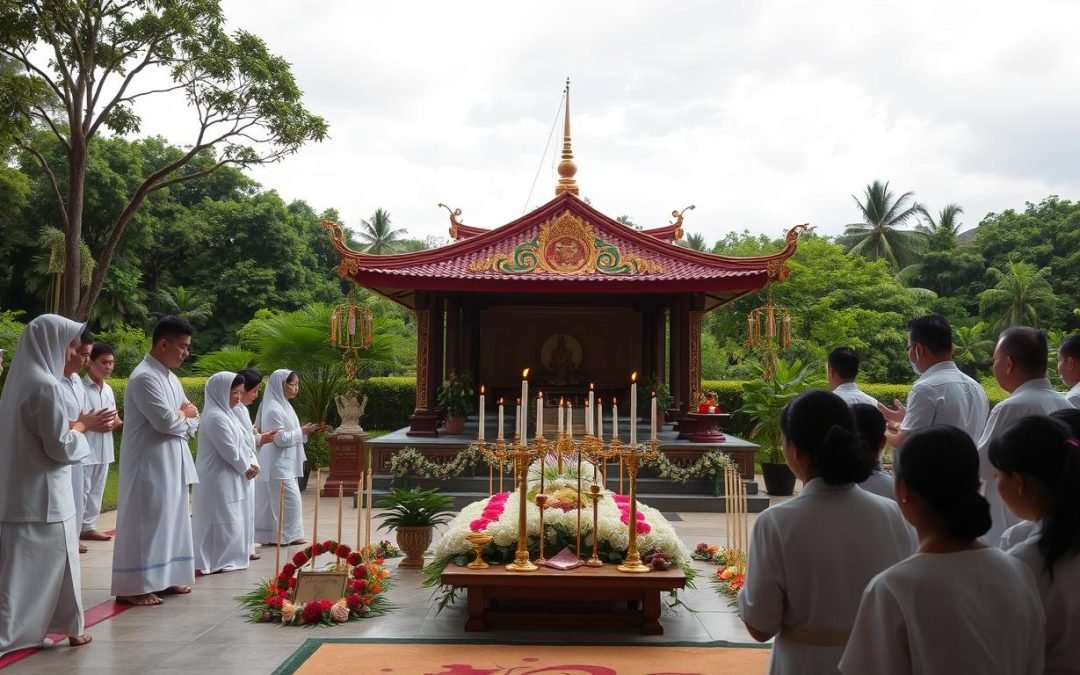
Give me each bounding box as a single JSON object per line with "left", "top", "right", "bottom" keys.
{"left": 68, "top": 634, "right": 92, "bottom": 647}
{"left": 117, "top": 594, "right": 162, "bottom": 606}
{"left": 249, "top": 553, "right": 262, "bottom": 560}
{"left": 159, "top": 585, "right": 192, "bottom": 595}
{"left": 288, "top": 539, "right": 308, "bottom": 546}
{"left": 78, "top": 544, "right": 88, "bottom": 554}
{"left": 80, "top": 530, "right": 112, "bottom": 541}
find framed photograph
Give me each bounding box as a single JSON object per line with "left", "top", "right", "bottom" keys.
{"left": 292, "top": 570, "right": 349, "bottom": 605}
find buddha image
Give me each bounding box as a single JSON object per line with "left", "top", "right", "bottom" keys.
{"left": 542, "top": 333, "right": 582, "bottom": 376}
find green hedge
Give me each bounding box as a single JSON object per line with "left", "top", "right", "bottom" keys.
{"left": 354, "top": 377, "right": 415, "bottom": 430}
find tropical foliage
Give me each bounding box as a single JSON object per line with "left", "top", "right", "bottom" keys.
{"left": 840, "top": 180, "right": 926, "bottom": 270}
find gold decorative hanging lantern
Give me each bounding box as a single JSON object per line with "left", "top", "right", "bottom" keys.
{"left": 745, "top": 282, "right": 793, "bottom": 379}
{"left": 329, "top": 294, "right": 373, "bottom": 379}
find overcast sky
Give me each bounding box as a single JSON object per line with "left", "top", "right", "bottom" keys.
{"left": 136, "top": 0, "right": 1080, "bottom": 246}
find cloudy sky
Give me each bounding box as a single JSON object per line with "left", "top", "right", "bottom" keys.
{"left": 138, "top": 0, "right": 1080, "bottom": 246}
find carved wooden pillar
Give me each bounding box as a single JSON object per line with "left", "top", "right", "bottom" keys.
{"left": 667, "top": 298, "right": 683, "bottom": 422}
{"left": 408, "top": 293, "right": 444, "bottom": 437}
{"left": 461, "top": 304, "right": 479, "bottom": 381}
{"left": 689, "top": 308, "right": 703, "bottom": 408}
{"left": 445, "top": 296, "right": 461, "bottom": 377}
{"left": 651, "top": 304, "right": 667, "bottom": 384}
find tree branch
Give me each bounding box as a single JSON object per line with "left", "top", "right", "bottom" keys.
{"left": 17, "top": 141, "right": 69, "bottom": 230}
{"left": 29, "top": 105, "right": 71, "bottom": 151}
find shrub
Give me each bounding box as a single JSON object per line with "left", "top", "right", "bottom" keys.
{"left": 355, "top": 377, "right": 415, "bottom": 430}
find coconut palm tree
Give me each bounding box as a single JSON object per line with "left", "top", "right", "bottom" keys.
{"left": 978, "top": 260, "right": 1057, "bottom": 329}
{"left": 677, "top": 232, "right": 708, "bottom": 251}
{"left": 952, "top": 322, "right": 994, "bottom": 378}
{"left": 154, "top": 285, "right": 214, "bottom": 324}
{"left": 840, "top": 180, "right": 926, "bottom": 270}
{"left": 358, "top": 209, "right": 407, "bottom": 254}
{"left": 917, "top": 203, "right": 964, "bottom": 251}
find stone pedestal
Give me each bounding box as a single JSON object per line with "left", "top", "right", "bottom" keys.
{"left": 321, "top": 433, "right": 369, "bottom": 497}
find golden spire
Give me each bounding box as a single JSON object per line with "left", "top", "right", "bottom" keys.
{"left": 555, "top": 78, "right": 579, "bottom": 196}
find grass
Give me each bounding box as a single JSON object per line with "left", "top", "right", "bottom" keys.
{"left": 102, "top": 463, "right": 120, "bottom": 512}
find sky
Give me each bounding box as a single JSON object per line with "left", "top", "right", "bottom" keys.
{"left": 134, "top": 0, "right": 1080, "bottom": 247}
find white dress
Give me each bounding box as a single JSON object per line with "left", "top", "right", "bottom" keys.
{"left": 1006, "top": 522, "right": 1080, "bottom": 674}
{"left": 738, "top": 479, "right": 916, "bottom": 675}
{"left": 253, "top": 369, "right": 307, "bottom": 545}
{"left": 976, "top": 379, "right": 1070, "bottom": 546}
{"left": 233, "top": 403, "right": 261, "bottom": 557}
{"left": 191, "top": 373, "right": 251, "bottom": 573}
{"left": 111, "top": 354, "right": 199, "bottom": 597}
{"left": 81, "top": 375, "right": 117, "bottom": 533}
{"left": 840, "top": 548, "right": 1045, "bottom": 675}
{"left": 0, "top": 315, "right": 90, "bottom": 656}
{"left": 858, "top": 469, "right": 894, "bottom": 500}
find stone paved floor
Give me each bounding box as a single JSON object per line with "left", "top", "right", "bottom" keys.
{"left": 7, "top": 477, "right": 798, "bottom": 674}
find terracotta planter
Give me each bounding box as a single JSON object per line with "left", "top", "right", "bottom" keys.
{"left": 445, "top": 415, "right": 466, "bottom": 435}
{"left": 395, "top": 525, "right": 434, "bottom": 568}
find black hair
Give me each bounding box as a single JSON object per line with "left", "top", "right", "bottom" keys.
{"left": 1050, "top": 408, "right": 1080, "bottom": 437}
{"left": 1057, "top": 333, "right": 1080, "bottom": 362}
{"left": 989, "top": 415, "right": 1080, "bottom": 581}
{"left": 285, "top": 371, "right": 298, "bottom": 384}
{"left": 828, "top": 347, "right": 861, "bottom": 380}
{"left": 79, "top": 328, "right": 95, "bottom": 345}
{"left": 851, "top": 403, "right": 886, "bottom": 463}
{"left": 907, "top": 314, "right": 953, "bottom": 355}
{"left": 997, "top": 326, "right": 1048, "bottom": 376}
{"left": 231, "top": 373, "right": 246, "bottom": 389}
{"left": 90, "top": 342, "right": 114, "bottom": 360}
{"left": 237, "top": 368, "right": 263, "bottom": 392}
{"left": 152, "top": 315, "right": 196, "bottom": 344}
{"left": 898, "top": 426, "right": 990, "bottom": 540}
{"left": 779, "top": 389, "right": 870, "bottom": 484}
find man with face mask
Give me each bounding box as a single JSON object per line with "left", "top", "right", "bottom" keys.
{"left": 879, "top": 315, "right": 989, "bottom": 459}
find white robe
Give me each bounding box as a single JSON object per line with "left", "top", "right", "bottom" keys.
{"left": 110, "top": 354, "right": 199, "bottom": 597}
{"left": 60, "top": 373, "right": 93, "bottom": 532}
{"left": 233, "top": 403, "right": 261, "bottom": 556}
{"left": 253, "top": 370, "right": 307, "bottom": 545}
{"left": 858, "top": 468, "right": 895, "bottom": 500}
{"left": 840, "top": 549, "right": 1045, "bottom": 675}
{"left": 1006, "top": 522, "right": 1080, "bottom": 675}
{"left": 976, "top": 379, "right": 1070, "bottom": 546}
{"left": 192, "top": 373, "right": 251, "bottom": 573}
{"left": 738, "top": 479, "right": 916, "bottom": 675}
{"left": 0, "top": 315, "right": 90, "bottom": 656}
{"left": 81, "top": 376, "right": 117, "bottom": 533}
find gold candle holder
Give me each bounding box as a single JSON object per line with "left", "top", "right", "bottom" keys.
{"left": 617, "top": 440, "right": 659, "bottom": 574}
{"left": 585, "top": 484, "right": 603, "bottom": 567}
{"left": 465, "top": 533, "right": 493, "bottom": 569}
{"left": 535, "top": 494, "right": 549, "bottom": 565}
{"left": 505, "top": 442, "right": 540, "bottom": 572}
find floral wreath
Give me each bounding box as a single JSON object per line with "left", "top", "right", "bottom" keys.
{"left": 692, "top": 542, "right": 744, "bottom": 607}
{"left": 237, "top": 539, "right": 393, "bottom": 626}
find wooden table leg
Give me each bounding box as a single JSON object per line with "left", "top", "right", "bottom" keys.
{"left": 464, "top": 586, "right": 486, "bottom": 631}
{"left": 641, "top": 591, "right": 663, "bottom": 635}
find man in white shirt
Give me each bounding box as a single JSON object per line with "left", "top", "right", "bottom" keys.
{"left": 1058, "top": 333, "right": 1080, "bottom": 407}
{"left": 80, "top": 343, "right": 122, "bottom": 542}
{"left": 880, "top": 315, "right": 989, "bottom": 454}
{"left": 979, "top": 326, "right": 1071, "bottom": 546}
{"left": 827, "top": 347, "right": 879, "bottom": 407}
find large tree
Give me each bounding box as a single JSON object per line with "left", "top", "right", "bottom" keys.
{"left": 978, "top": 260, "right": 1058, "bottom": 330}
{"left": 0, "top": 0, "right": 327, "bottom": 319}
{"left": 357, "top": 208, "right": 405, "bottom": 254}
{"left": 917, "top": 203, "right": 964, "bottom": 251}
{"left": 840, "top": 180, "right": 926, "bottom": 270}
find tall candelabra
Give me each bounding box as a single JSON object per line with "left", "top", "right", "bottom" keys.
{"left": 615, "top": 440, "right": 660, "bottom": 573}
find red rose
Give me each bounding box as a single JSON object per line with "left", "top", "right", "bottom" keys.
{"left": 346, "top": 593, "right": 362, "bottom": 608}
{"left": 347, "top": 552, "right": 363, "bottom": 566}
{"left": 322, "top": 539, "right": 334, "bottom": 552}
{"left": 301, "top": 602, "right": 324, "bottom": 623}
{"left": 319, "top": 599, "right": 333, "bottom": 611}
{"left": 353, "top": 579, "right": 368, "bottom": 593}
{"left": 281, "top": 563, "right": 296, "bottom": 577}
{"left": 309, "top": 542, "right": 320, "bottom": 556}
{"left": 336, "top": 544, "right": 350, "bottom": 558}
{"left": 288, "top": 577, "right": 297, "bottom": 588}
{"left": 292, "top": 551, "right": 307, "bottom": 566}
{"left": 352, "top": 565, "right": 367, "bottom": 579}
{"left": 276, "top": 574, "right": 290, "bottom": 587}
{"left": 266, "top": 596, "right": 284, "bottom": 609}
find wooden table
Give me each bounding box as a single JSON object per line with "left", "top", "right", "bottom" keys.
{"left": 441, "top": 564, "right": 687, "bottom": 635}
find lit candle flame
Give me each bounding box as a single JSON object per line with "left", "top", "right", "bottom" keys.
{"left": 480, "top": 384, "right": 485, "bottom": 394}
{"left": 498, "top": 397, "right": 504, "bottom": 405}
{"left": 589, "top": 382, "right": 594, "bottom": 390}
{"left": 631, "top": 372, "right": 638, "bottom": 382}
{"left": 652, "top": 391, "right": 656, "bottom": 397}
{"left": 538, "top": 391, "right": 543, "bottom": 398}
{"left": 522, "top": 368, "right": 530, "bottom": 378}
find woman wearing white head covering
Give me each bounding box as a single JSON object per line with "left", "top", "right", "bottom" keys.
{"left": 253, "top": 370, "right": 318, "bottom": 545}
{"left": 0, "top": 314, "right": 94, "bottom": 655}
{"left": 191, "top": 372, "right": 258, "bottom": 574}
{"left": 233, "top": 369, "right": 275, "bottom": 561}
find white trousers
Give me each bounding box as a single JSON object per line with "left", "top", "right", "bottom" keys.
{"left": 80, "top": 463, "right": 110, "bottom": 533}
{"left": 69, "top": 465, "right": 86, "bottom": 537}
{"left": 244, "top": 476, "right": 257, "bottom": 555}
{"left": 254, "top": 477, "right": 304, "bottom": 545}
{"left": 0, "top": 519, "right": 84, "bottom": 657}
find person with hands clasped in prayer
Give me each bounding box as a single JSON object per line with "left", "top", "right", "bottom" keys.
{"left": 80, "top": 343, "right": 122, "bottom": 543}
{"left": 234, "top": 369, "right": 275, "bottom": 561}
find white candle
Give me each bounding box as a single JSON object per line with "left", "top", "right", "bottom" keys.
{"left": 520, "top": 369, "right": 529, "bottom": 440}
{"left": 596, "top": 398, "right": 603, "bottom": 441}
{"left": 498, "top": 399, "right": 504, "bottom": 441}
{"left": 613, "top": 397, "right": 619, "bottom": 440}
{"left": 585, "top": 399, "right": 591, "bottom": 436}
{"left": 567, "top": 402, "right": 573, "bottom": 440}
{"left": 588, "top": 383, "right": 595, "bottom": 435}
{"left": 479, "top": 386, "right": 486, "bottom": 441}
{"left": 651, "top": 392, "right": 657, "bottom": 442}
{"left": 557, "top": 398, "right": 564, "bottom": 434}
{"left": 516, "top": 401, "right": 521, "bottom": 440}
{"left": 536, "top": 392, "right": 544, "bottom": 439}
{"left": 630, "top": 373, "right": 637, "bottom": 447}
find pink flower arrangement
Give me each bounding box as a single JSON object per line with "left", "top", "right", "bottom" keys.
{"left": 470, "top": 492, "right": 510, "bottom": 532}
{"left": 615, "top": 496, "right": 652, "bottom": 534}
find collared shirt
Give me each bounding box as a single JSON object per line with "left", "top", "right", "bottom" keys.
{"left": 82, "top": 375, "right": 117, "bottom": 465}
{"left": 833, "top": 383, "right": 878, "bottom": 407}
{"left": 60, "top": 373, "right": 93, "bottom": 464}
{"left": 900, "top": 361, "right": 989, "bottom": 442}
{"left": 1066, "top": 381, "right": 1080, "bottom": 408}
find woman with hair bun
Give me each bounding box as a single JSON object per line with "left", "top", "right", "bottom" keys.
{"left": 739, "top": 390, "right": 915, "bottom": 675}
{"left": 841, "top": 426, "right": 1044, "bottom": 674}
{"left": 992, "top": 414, "right": 1080, "bottom": 674}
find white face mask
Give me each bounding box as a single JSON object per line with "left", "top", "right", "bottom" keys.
{"left": 910, "top": 346, "right": 922, "bottom": 375}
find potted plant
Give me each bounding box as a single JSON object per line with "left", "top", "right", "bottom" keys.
{"left": 735, "top": 358, "right": 821, "bottom": 496}
{"left": 437, "top": 371, "right": 474, "bottom": 435}
{"left": 375, "top": 487, "right": 456, "bottom": 568}
{"left": 637, "top": 374, "right": 673, "bottom": 422}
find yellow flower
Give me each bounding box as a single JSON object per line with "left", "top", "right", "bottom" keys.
{"left": 719, "top": 566, "right": 736, "bottom": 581}
{"left": 281, "top": 600, "right": 296, "bottom": 623}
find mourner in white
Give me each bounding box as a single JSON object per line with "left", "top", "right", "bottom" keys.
{"left": 0, "top": 315, "right": 99, "bottom": 655}
{"left": 851, "top": 403, "right": 894, "bottom": 500}
{"left": 841, "top": 426, "right": 1045, "bottom": 675}
{"left": 978, "top": 327, "right": 1070, "bottom": 546}
{"left": 111, "top": 316, "right": 200, "bottom": 607}
{"left": 739, "top": 390, "right": 915, "bottom": 675}
{"left": 234, "top": 369, "right": 275, "bottom": 561}
{"left": 992, "top": 413, "right": 1080, "bottom": 675}
{"left": 254, "top": 369, "right": 317, "bottom": 546}
{"left": 1057, "top": 333, "right": 1080, "bottom": 407}
{"left": 880, "top": 314, "right": 989, "bottom": 455}
{"left": 191, "top": 372, "right": 259, "bottom": 574}
{"left": 80, "top": 342, "right": 122, "bottom": 541}
{"left": 827, "top": 347, "right": 879, "bottom": 407}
